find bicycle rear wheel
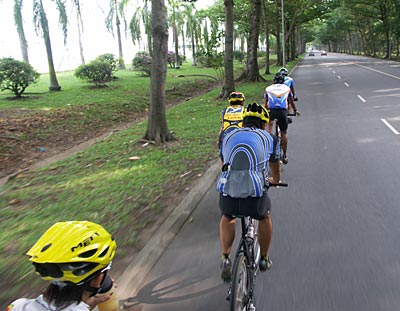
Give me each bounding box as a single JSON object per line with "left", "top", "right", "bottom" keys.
{"left": 230, "top": 252, "right": 250, "bottom": 311}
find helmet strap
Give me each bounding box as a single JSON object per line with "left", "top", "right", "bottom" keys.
{"left": 86, "top": 270, "right": 108, "bottom": 296}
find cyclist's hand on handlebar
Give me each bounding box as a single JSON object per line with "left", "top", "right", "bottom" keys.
{"left": 268, "top": 177, "right": 281, "bottom": 184}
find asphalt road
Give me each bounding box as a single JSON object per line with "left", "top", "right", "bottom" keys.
{"left": 122, "top": 53, "right": 400, "bottom": 311}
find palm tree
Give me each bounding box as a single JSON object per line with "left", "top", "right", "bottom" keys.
{"left": 130, "top": 2, "right": 152, "bottom": 54}
{"left": 222, "top": 0, "right": 235, "bottom": 98}
{"left": 105, "top": 0, "right": 128, "bottom": 69}
{"left": 14, "top": 0, "right": 29, "bottom": 64}
{"left": 182, "top": 3, "right": 200, "bottom": 66}
{"left": 33, "top": 0, "right": 67, "bottom": 91}
{"left": 71, "top": 0, "right": 85, "bottom": 64}
{"left": 168, "top": 0, "right": 183, "bottom": 69}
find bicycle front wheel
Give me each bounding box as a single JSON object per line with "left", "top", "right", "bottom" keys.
{"left": 230, "top": 252, "right": 250, "bottom": 311}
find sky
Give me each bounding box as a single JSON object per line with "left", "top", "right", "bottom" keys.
{"left": 0, "top": 0, "right": 213, "bottom": 73}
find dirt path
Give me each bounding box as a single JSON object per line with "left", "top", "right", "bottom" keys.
{"left": 0, "top": 122, "right": 132, "bottom": 188}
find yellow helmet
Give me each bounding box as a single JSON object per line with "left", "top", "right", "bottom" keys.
{"left": 243, "top": 103, "right": 270, "bottom": 123}
{"left": 27, "top": 221, "right": 116, "bottom": 285}
{"left": 228, "top": 92, "right": 245, "bottom": 104}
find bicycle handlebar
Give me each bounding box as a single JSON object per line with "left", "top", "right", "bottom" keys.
{"left": 269, "top": 182, "right": 288, "bottom": 187}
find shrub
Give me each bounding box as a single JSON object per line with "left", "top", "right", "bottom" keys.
{"left": 0, "top": 57, "right": 40, "bottom": 98}
{"left": 74, "top": 60, "right": 113, "bottom": 87}
{"left": 132, "top": 52, "right": 152, "bottom": 76}
{"left": 167, "top": 51, "right": 176, "bottom": 68}
{"left": 233, "top": 50, "right": 245, "bottom": 63}
{"left": 95, "top": 53, "right": 119, "bottom": 77}
{"left": 167, "top": 51, "right": 185, "bottom": 68}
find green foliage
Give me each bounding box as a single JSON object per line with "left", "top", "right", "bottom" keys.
{"left": 95, "top": 53, "right": 119, "bottom": 77}
{"left": 132, "top": 51, "right": 152, "bottom": 76}
{"left": 0, "top": 57, "right": 40, "bottom": 98}
{"left": 74, "top": 60, "right": 113, "bottom": 87}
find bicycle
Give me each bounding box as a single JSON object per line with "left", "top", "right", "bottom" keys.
{"left": 271, "top": 112, "right": 297, "bottom": 165}
{"left": 227, "top": 183, "right": 287, "bottom": 311}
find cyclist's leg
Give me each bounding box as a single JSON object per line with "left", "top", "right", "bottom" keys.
{"left": 278, "top": 110, "right": 289, "bottom": 161}
{"left": 254, "top": 194, "right": 272, "bottom": 258}
{"left": 220, "top": 215, "right": 235, "bottom": 256}
{"left": 258, "top": 214, "right": 272, "bottom": 258}
{"left": 219, "top": 195, "right": 238, "bottom": 282}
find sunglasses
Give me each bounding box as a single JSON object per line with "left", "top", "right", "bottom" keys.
{"left": 230, "top": 93, "right": 244, "bottom": 99}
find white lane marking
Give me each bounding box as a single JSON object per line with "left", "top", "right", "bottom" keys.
{"left": 344, "top": 82, "right": 350, "bottom": 87}
{"left": 381, "top": 119, "right": 400, "bottom": 135}
{"left": 332, "top": 70, "right": 336, "bottom": 74}
{"left": 337, "top": 75, "right": 341, "bottom": 79}
{"left": 349, "top": 62, "right": 400, "bottom": 80}
{"left": 357, "top": 95, "right": 366, "bottom": 102}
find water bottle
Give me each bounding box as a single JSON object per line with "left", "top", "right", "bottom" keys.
{"left": 96, "top": 275, "right": 119, "bottom": 311}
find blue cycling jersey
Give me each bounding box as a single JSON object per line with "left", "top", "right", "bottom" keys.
{"left": 217, "top": 127, "right": 279, "bottom": 198}
{"left": 264, "top": 84, "right": 291, "bottom": 109}
{"left": 284, "top": 76, "right": 294, "bottom": 89}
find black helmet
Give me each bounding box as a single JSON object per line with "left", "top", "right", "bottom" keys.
{"left": 273, "top": 73, "right": 285, "bottom": 84}
{"left": 279, "top": 67, "right": 289, "bottom": 76}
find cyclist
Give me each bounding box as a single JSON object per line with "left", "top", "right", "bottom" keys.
{"left": 278, "top": 67, "right": 298, "bottom": 102}
{"left": 218, "top": 92, "right": 246, "bottom": 149}
{"left": 264, "top": 73, "right": 299, "bottom": 164}
{"left": 217, "top": 102, "right": 281, "bottom": 282}
{"left": 278, "top": 67, "right": 299, "bottom": 124}
{"left": 7, "top": 221, "right": 117, "bottom": 311}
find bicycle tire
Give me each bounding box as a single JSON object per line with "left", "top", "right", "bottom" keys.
{"left": 230, "top": 252, "right": 250, "bottom": 311}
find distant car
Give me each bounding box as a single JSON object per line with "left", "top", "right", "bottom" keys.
{"left": 308, "top": 51, "right": 315, "bottom": 56}
{"left": 321, "top": 50, "right": 327, "bottom": 56}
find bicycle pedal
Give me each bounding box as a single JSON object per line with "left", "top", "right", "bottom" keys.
{"left": 249, "top": 303, "right": 256, "bottom": 311}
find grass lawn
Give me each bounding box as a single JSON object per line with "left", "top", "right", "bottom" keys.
{"left": 0, "top": 56, "right": 302, "bottom": 304}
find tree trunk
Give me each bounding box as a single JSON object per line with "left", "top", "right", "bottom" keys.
{"left": 44, "top": 32, "right": 61, "bottom": 91}
{"left": 173, "top": 20, "right": 180, "bottom": 69}
{"left": 14, "top": 1, "right": 30, "bottom": 64}
{"left": 115, "top": 6, "right": 126, "bottom": 69}
{"left": 221, "top": 0, "right": 235, "bottom": 98}
{"left": 39, "top": 7, "right": 61, "bottom": 92}
{"left": 262, "top": 0, "right": 270, "bottom": 75}
{"left": 143, "top": 0, "right": 174, "bottom": 143}
{"left": 275, "top": 0, "right": 282, "bottom": 66}
{"left": 76, "top": 13, "right": 85, "bottom": 65}
{"left": 236, "top": 0, "right": 266, "bottom": 83}
{"left": 191, "top": 28, "right": 197, "bottom": 66}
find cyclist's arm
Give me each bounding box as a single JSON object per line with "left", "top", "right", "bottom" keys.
{"left": 264, "top": 94, "right": 269, "bottom": 109}
{"left": 268, "top": 134, "right": 281, "bottom": 183}
{"left": 288, "top": 95, "right": 300, "bottom": 116}
{"left": 268, "top": 161, "right": 280, "bottom": 184}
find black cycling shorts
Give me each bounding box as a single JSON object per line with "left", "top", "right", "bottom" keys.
{"left": 269, "top": 109, "right": 288, "bottom": 132}
{"left": 219, "top": 193, "right": 271, "bottom": 220}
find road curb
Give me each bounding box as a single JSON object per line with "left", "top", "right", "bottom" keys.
{"left": 117, "top": 160, "right": 220, "bottom": 299}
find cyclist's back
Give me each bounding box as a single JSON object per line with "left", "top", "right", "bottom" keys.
{"left": 265, "top": 83, "right": 291, "bottom": 110}
{"left": 219, "top": 92, "right": 246, "bottom": 148}
{"left": 217, "top": 126, "right": 277, "bottom": 198}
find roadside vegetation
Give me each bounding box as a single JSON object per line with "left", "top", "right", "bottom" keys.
{"left": 0, "top": 57, "right": 300, "bottom": 304}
